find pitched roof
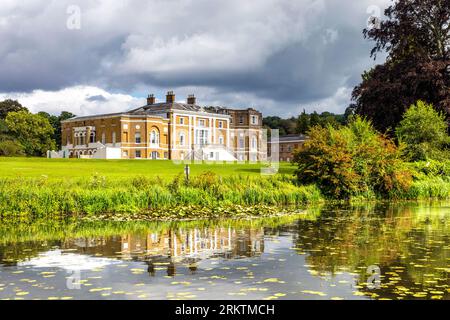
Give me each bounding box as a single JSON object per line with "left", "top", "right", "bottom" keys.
{"left": 276, "top": 134, "right": 309, "bottom": 142}
{"left": 63, "top": 102, "right": 231, "bottom": 122}
{"left": 129, "top": 102, "right": 210, "bottom": 114}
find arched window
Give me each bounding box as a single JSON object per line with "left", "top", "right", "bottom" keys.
{"left": 179, "top": 132, "right": 185, "bottom": 147}
{"left": 90, "top": 132, "right": 96, "bottom": 143}
{"left": 150, "top": 129, "right": 160, "bottom": 146}
{"left": 101, "top": 133, "right": 106, "bottom": 144}
{"left": 112, "top": 132, "right": 116, "bottom": 145}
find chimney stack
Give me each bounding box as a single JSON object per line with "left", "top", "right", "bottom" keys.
{"left": 187, "top": 94, "right": 196, "bottom": 105}
{"left": 166, "top": 91, "right": 175, "bottom": 103}
{"left": 147, "top": 94, "right": 156, "bottom": 105}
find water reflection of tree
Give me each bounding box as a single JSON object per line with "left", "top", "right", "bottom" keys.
{"left": 293, "top": 203, "right": 449, "bottom": 299}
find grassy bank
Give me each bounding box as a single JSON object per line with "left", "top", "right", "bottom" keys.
{"left": 0, "top": 158, "right": 449, "bottom": 221}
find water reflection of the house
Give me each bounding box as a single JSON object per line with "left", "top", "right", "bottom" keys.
{"left": 64, "top": 227, "right": 264, "bottom": 276}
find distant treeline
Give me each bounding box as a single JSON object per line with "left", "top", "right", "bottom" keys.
{"left": 263, "top": 111, "right": 347, "bottom": 136}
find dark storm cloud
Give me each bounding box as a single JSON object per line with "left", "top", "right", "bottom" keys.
{"left": 0, "top": 0, "right": 391, "bottom": 116}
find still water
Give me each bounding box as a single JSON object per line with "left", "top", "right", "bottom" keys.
{"left": 0, "top": 202, "right": 448, "bottom": 300}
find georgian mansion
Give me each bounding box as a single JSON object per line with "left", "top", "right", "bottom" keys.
{"left": 52, "top": 91, "right": 267, "bottom": 161}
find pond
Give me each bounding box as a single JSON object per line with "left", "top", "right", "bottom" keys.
{"left": 0, "top": 202, "right": 448, "bottom": 300}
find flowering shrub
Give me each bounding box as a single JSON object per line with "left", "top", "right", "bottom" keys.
{"left": 293, "top": 117, "right": 412, "bottom": 199}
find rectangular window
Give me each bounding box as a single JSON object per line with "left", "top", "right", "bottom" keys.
{"left": 195, "top": 129, "right": 209, "bottom": 146}
{"left": 239, "top": 138, "right": 245, "bottom": 149}
{"left": 239, "top": 116, "right": 244, "bottom": 124}
{"left": 252, "top": 137, "right": 257, "bottom": 150}
{"left": 135, "top": 150, "right": 141, "bottom": 158}
{"left": 135, "top": 132, "right": 141, "bottom": 144}
{"left": 179, "top": 117, "right": 184, "bottom": 125}
{"left": 251, "top": 115, "right": 258, "bottom": 125}
{"left": 180, "top": 134, "right": 185, "bottom": 146}
{"left": 199, "top": 119, "right": 206, "bottom": 127}
{"left": 218, "top": 121, "right": 223, "bottom": 129}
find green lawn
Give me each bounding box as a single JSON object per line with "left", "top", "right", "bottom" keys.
{"left": 0, "top": 158, "right": 296, "bottom": 180}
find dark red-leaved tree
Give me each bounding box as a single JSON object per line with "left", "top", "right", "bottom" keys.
{"left": 352, "top": 0, "right": 450, "bottom": 133}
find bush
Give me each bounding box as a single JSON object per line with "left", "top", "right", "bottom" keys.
{"left": 293, "top": 116, "right": 412, "bottom": 199}
{"left": 410, "top": 160, "right": 450, "bottom": 178}
{"left": 0, "top": 140, "right": 24, "bottom": 157}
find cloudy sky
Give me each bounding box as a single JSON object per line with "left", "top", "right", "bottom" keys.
{"left": 0, "top": 0, "right": 391, "bottom": 117}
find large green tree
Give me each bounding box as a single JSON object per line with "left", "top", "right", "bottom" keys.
{"left": 296, "top": 110, "right": 310, "bottom": 134}
{"left": 5, "top": 111, "right": 56, "bottom": 156}
{"left": 309, "top": 111, "right": 321, "bottom": 128}
{"left": 0, "top": 99, "right": 28, "bottom": 119}
{"left": 352, "top": 0, "right": 450, "bottom": 133}
{"left": 38, "top": 111, "right": 75, "bottom": 149}
{"left": 396, "top": 101, "right": 450, "bottom": 161}
{"left": 0, "top": 119, "right": 24, "bottom": 156}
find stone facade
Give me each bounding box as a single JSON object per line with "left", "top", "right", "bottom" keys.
{"left": 268, "top": 134, "right": 308, "bottom": 162}
{"left": 57, "top": 92, "right": 266, "bottom": 161}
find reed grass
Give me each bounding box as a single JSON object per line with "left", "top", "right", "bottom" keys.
{"left": 0, "top": 173, "right": 324, "bottom": 219}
